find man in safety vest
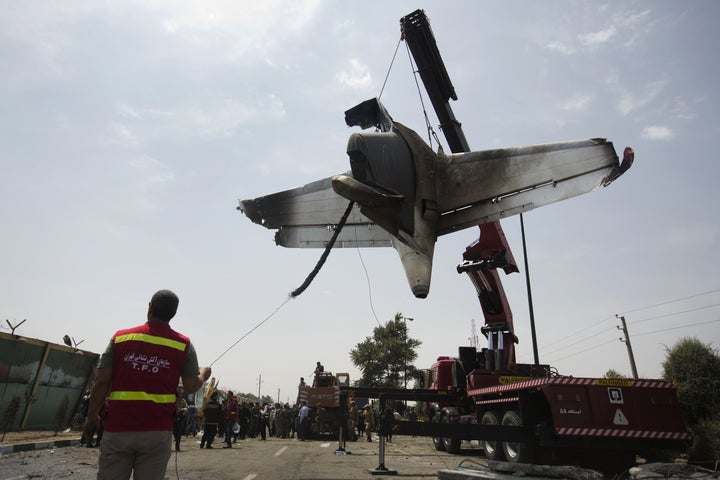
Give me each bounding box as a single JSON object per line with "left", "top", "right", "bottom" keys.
{"left": 83, "top": 289, "right": 211, "bottom": 479}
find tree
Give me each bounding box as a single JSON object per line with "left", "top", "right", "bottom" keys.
{"left": 350, "top": 313, "right": 422, "bottom": 388}
{"left": 603, "top": 369, "right": 628, "bottom": 379}
{"left": 662, "top": 337, "right": 720, "bottom": 461}
{"left": 662, "top": 337, "right": 720, "bottom": 424}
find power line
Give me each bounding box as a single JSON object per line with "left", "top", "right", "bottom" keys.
{"left": 629, "top": 303, "right": 720, "bottom": 325}
{"left": 633, "top": 318, "right": 720, "bottom": 338}
{"left": 616, "top": 289, "right": 720, "bottom": 316}
{"left": 533, "top": 288, "right": 720, "bottom": 354}
{"left": 541, "top": 323, "right": 617, "bottom": 355}
{"left": 539, "top": 315, "right": 615, "bottom": 351}
{"left": 544, "top": 338, "right": 618, "bottom": 364}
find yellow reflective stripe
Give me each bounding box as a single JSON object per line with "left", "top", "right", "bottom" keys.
{"left": 109, "top": 391, "right": 176, "bottom": 404}
{"left": 114, "top": 333, "right": 187, "bottom": 352}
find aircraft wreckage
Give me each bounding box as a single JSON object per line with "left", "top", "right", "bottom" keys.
{"left": 237, "top": 12, "right": 633, "bottom": 299}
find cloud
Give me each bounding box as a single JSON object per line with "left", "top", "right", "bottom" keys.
{"left": 667, "top": 96, "right": 699, "bottom": 121}
{"left": 107, "top": 122, "right": 139, "bottom": 147}
{"left": 170, "top": 95, "right": 287, "bottom": 138}
{"left": 618, "top": 9, "right": 651, "bottom": 27}
{"left": 546, "top": 9, "right": 651, "bottom": 55}
{"left": 545, "top": 41, "right": 576, "bottom": 55}
{"left": 616, "top": 80, "right": 667, "bottom": 116}
{"left": 561, "top": 94, "right": 592, "bottom": 111}
{"left": 578, "top": 25, "right": 617, "bottom": 46}
{"left": 640, "top": 125, "right": 674, "bottom": 140}
{"left": 154, "top": 0, "right": 322, "bottom": 64}
{"left": 109, "top": 95, "right": 286, "bottom": 143}
{"left": 336, "top": 58, "right": 372, "bottom": 89}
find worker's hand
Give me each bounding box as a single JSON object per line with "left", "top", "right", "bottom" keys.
{"left": 82, "top": 414, "right": 100, "bottom": 438}
{"left": 199, "top": 366, "right": 212, "bottom": 382}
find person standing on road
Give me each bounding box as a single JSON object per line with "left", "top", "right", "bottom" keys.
{"left": 200, "top": 392, "right": 222, "bottom": 448}
{"left": 258, "top": 403, "right": 269, "bottom": 440}
{"left": 298, "top": 401, "right": 309, "bottom": 441}
{"left": 83, "top": 289, "right": 211, "bottom": 479}
{"left": 222, "top": 391, "right": 238, "bottom": 448}
{"left": 315, "top": 403, "right": 326, "bottom": 434}
{"left": 185, "top": 401, "right": 198, "bottom": 437}
{"left": 347, "top": 401, "right": 358, "bottom": 441}
{"left": 173, "top": 390, "right": 188, "bottom": 451}
{"left": 364, "top": 405, "right": 375, "bottom": 442}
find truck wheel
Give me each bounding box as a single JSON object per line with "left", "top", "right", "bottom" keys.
{"left": 431, "top": 415, "right": 446, "bottom": 451}
{"left": 481, "top": 410, "right": 505, "bottom": 461}
{"left": 501, "top": 410, "right": 535, "bottom": 464}
{"left": 441, "top": 416, "right": 461, "bottom": 454}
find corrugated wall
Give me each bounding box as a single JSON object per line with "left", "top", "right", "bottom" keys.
{"left": 0, "top": 332, "right": 98, "bottom": 431}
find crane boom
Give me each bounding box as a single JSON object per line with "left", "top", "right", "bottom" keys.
{"left": 401, "top": 9, "right": 518, "bottom": 368}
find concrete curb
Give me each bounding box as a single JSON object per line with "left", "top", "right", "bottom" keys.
{"left": 0, "top": 437, "right": 81, "bottom": 454}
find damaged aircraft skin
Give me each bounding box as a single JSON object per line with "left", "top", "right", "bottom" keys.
{"left": 238, "top": 98, "right": 632, "bottom": 299}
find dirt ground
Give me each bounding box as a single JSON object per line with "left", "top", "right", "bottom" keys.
{"left": 1, "top": 429, "right": 81, "bottom": 445}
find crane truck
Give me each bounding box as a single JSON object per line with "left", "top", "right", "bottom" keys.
{"left": 404, "top": 9, "right": 690, "bottom": 471}
{"left": 406, "top": 220, "right": 691, "bottom": 471}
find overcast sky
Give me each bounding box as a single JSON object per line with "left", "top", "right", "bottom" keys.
{"left": 2, "top": 1, "right": 718, "bottom": 403}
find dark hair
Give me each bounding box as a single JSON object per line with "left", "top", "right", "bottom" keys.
{"left": 150, "top": 290, "right": 179, "bottom": 322}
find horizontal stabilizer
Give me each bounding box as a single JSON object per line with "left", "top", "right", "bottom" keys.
{"left": 239, "top": 176, "right": 365, "bottom": 229}
{"left": 276, "top": 224, "right": 392, "bottom": 248}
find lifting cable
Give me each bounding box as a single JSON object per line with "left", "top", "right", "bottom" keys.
{"left": 379, "top": 37, "right": 402, "bottom": 100}
{"left": 404, "top": 42, "right": 441, "bottom": 149}
{"left": 210, "top": 200, "right": 355, "bottom": 367}
{"left": 380, "top": 35, "right": 441, "bottom": 150}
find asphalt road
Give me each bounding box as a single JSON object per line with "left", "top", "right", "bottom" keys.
{"left": 0, "top": 435, "right": 488, "bottom": 480}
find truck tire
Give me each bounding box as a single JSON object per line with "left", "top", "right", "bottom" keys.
{"left": 431, "top": 415, "right": 446, "bottom": 451}
{"left": 501, "top": 410, "right": 535, "bottom": 464}
{"left": 481, "top": 410, "right": 505, "bottom": 461}
{"left": 441, "top": 415, "right": 461, "bottom": 454}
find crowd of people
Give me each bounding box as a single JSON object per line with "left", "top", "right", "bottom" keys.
{"left": 184, "top": 393, "right": 315, "bottom": 449}
{"left": 169, "top": 390, "right": 418, "bottom": 450}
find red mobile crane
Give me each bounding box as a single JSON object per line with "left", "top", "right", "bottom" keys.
{"left": 401, "top": 9, "right": 690, "bottom": 470}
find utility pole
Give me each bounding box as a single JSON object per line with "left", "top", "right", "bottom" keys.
{"left": 617, "top": 316, "right": 639, "bottom": 380}
{"left": 403, "top": 317, "right": 414, "bottom": 389}
{"left": 521, "top": 214, "right": 540, "bottom": 366}
{"left": 257, "top": 374, "right": 263, "bottom": 399}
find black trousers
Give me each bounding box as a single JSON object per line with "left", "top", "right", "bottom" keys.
{"left": 173, "top": 417, "right": 185, "bottom": 449}
{"left": 201, "top": 423, "right": 218, "bottom": 447}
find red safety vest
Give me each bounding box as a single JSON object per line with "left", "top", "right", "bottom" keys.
{"left": 104, "top": 322, "right": 190, "bottom": 432}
